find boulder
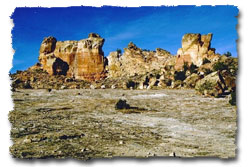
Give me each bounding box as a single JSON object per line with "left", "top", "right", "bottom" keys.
{"left": 171, "top": 80, "right": 183, "bottom": 89}
{"left": 195, "top": 71, "right": 222, "bottom": 96}
{"left": 220, "top": 70, "right": 236, "bottom": 92}
{"left": 183, "top": 73, "right": 200, "bottom": 88}
{"left": 138, "top": 82, "right": 144, "bottom": 90}
{"left": 111, "top": 85, "right": 116, "bottom": 89}
{"left": 195, "top": 70, "right": 235, "bottom": 97}
{"left": 157, "top": 75, "right": 167, "bottom": 87}
{"left": 90, "top": 85, "right": 96, "bottom": 89}
{"left": 147, "top": 77, "right": 157, "bottom": 89}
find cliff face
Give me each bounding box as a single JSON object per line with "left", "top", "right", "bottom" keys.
{"left": 107, "top": 42, "right": 174, "bottom": 78}
{"left": 175, "top": 33, "right": 219, "bottom": 70}
{"left": 39, "top": 33, "right": 106, "bottom": 81}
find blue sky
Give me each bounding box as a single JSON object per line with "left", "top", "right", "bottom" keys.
{"left": 11, "top": 6, "right": 238, "bottom": 73}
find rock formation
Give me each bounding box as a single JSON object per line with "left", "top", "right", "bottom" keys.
{"left": 175, "top": 33, "right": 220, "bottom": 71}
{"left": 107, "top": 42, "right": 174, "bottom": 78}
{"left": 195, "top": 70, "right": 236, "bottom": 97}
{"left": 11, "top": 32, "right": 237, "bottom": 103}
{"left": 39, "top": 33, "right": 106, "bottom": 81}
{"left": 11, "top": 65, "right": 91, "bottom": 90}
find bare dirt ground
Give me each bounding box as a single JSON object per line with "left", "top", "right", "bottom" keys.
{"left": 9, "top": 89, "right": 237, "bottom": 160}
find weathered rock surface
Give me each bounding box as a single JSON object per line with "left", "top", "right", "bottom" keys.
{"left": 195, "top": 70, "right": 236, "bottom": 97}
{"left": 107, "top": 42, "right": 174, "bottom": 78}
{"left": 175, "top": 33, "right": 220, "bottom": 70}
{"left": 183, "top": 73, "right": 201, "bottom": 88}
{"left": 106, "top": 51, "right": 122, "bottom": 78}
{"left": 11, "top": 67, "right": 91, "bottom": 90}
{"left": 39, "top": 33, "right": 106, "bottom": 81}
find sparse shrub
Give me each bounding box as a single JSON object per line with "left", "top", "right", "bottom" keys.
{"left": 189, "top": 63, "right": 198, "bottom": 74}
{"left": 23, "top": 81, "right": 32, "bottom": 89}
{"left": 213, "top": 62, "right": 228, "bottom": 71}
{"left": 230, "top": 66, "right": 238, "bottom": 76}
{"left": 142, "top": 49, "right": 150, "bottom": 52}
{"left": 174, "top": 71, "right": 186, "bottom": 81}
{"left": 156, "top": 74, "right": 161, "bottom": 79}
{"left": 182, "top": 62, "right": 198, "bottom": 74}
{"left": 173, "top": 80, "right": 183, "bottom": 88}
{"left": 197, "top": 80, "right": 214, "bottom": 93}
{"left": 202, "top": 80, "right": 213, "bottom": 90}
{"left": 164, "top": 79, "right": 172, "bottom": 86}
{"left": 204, "top": 68, "right": 212, "bottom": 75}
{"left": 126, "top": 80, "right": 138, "bottom": 89}
{"left": 116, "top": 49, "right": 122, "bottom": 54}
{"left": 109, "top": 64, "right": 119, "bottom": 71}
{"left": 143, "top": 76, "right": 150, "bottom": 86}
{"left": 227, "top": 59, "right": 238, "bottom": 76}
{"left": 115, "top": 99, "right": 130, "bottom": 110}
{"left": 183, "top": 62, "right": 189, "bottom": 72}
{"left": 34, "top": 68, "right": 44, "bottom": 73}
{"left": 16, "top": 70, "right": 23, "bottom": 74}
{"left": 202, "top": 58, "right": 211, "bottom": 65}
{"left": 229, "top": 91, "right": 236, "bottom": 105}
{"left": 224, "top": 51, "right": 232, "bottom": 57}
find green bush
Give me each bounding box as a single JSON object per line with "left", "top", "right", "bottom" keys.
{"left": 197, "top": 80, "right": 214, "bottom": 93}
{"left": 116, "top": 49, "right": 122, "bottom": 54}
{"left": 115, "top": 99, "right": 131, "bottom": 109}
{"left": 142, "top": 49, "right": 151, "bottom": 52}
{"left": 204, "top": 68, "right": 212, "bottom": 75}
{"left": 227, "top": 58, "right": 238, "bottom": 76}
{"left": 202, "top": 58, "right": 211, "bottom": 65}
{"left": 182, "top": 62, "right": 198, "bottom": 74}
{"left": 213, "top": 62, "right": 228, "bottom": 71}
{"left": 229, "top": 91, "right": 236, "bottom": 105}
{"left": 189, "top": 63, "right": 198, "bottom": 74}
{"left": 183, "top": 62, "right": 189, "bottom": 72}
{"left": 231, "top": 66, "right": 238, "bottom": 76}
{"left": 224, "top": 51, "right": 232, "bottom": 57}
{"left": 126, "top": 80, "right": 138, "bottom": 89}
{"left": 174, "top": 71, "right": 186, "bottom": 81}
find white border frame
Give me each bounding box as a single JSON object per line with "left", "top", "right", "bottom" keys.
{"left": 1, "top": 0, "right": 249, "bottom": 166}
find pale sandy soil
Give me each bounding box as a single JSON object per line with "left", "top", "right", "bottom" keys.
{"left": 9, "top": 89, "right": 237, "bottom": 160}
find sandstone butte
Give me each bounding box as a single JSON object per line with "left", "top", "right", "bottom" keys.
{"left": 174, "top": 33, "right": 220, "bottom": 70}
{"left": 38, "top": 32, "right": 221, "bottom": 81}
{"left": 39, "top": 33, "right": 106, "bottom": 81}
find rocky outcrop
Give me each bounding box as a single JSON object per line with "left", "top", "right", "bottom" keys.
{"left": 106, "top": 51, "right": 122, "bottom": 78}
{"left": 175, "top": 33, "right": 220, "bottom": 71}
{"left": 10, "top": 67, "right": 91, "bottom": 90}
{"left": 195, "top": 70, "right": 236, "bottom": 97}
{"left": 183, "top": 73, "right": 200, "bottom": 88}
{"left": 107, "top": 42, "right": 174, "bottom": 78}
{"left": 39, "top": 33, "right": 106, "bottom": 81}
{"left": 11, "top": 32, "right": 237, "bottom": 104}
